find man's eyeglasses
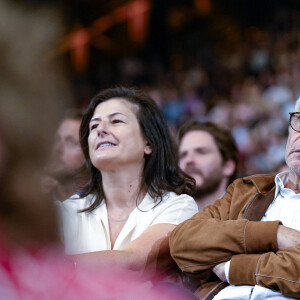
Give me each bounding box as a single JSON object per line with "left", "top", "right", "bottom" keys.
{"left": 289, "top": 112, "right": 300, "bottom": 132}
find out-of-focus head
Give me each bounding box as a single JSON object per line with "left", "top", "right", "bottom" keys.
{"left": 0, "top": 0, "right": 71, "bottom": 246}
{"left": 177, "top": 121, "right": 239, "bottom": 193}
{"left": 286, "top": 97, "right": 300, "bottom": 176}
{"left": 47, "top": 110, "right": 85, "bottom": 181}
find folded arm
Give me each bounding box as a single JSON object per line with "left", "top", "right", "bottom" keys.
{"left": 212, "top": 225, "right": 300, "bottom": 297}
{"left": 170, "top": 182, "right": 280, "bottom": 276}
{"left": 71, "top": 223, "right": 176, "bottom": 279}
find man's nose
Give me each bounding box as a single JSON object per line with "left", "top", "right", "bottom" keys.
{"left": 53, "top": 139, "right": 64, "bottom": 153}
{"left": 182, "top": 153, "right": 196, "bottom": 167}
{"left": 186, "top": 152, "right": 196, "bottom": 163}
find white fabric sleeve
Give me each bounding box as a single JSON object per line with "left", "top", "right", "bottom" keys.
{"left": 151, "top": 193, "right": 198, "bottom": 226}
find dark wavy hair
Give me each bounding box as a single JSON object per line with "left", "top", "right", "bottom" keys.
{"left": 79, "top": 86, "right": 196, "bottom": 212}
{"left": 177, "top": 120, "right": 239, "bottom": 185}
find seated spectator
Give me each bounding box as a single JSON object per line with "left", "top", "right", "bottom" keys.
{"left": 170, "top": 97, "right": 300, "bottom": 299}
{"left": 58, "top": 86, "right": 198, "bottom": 282}
{"left": 177, "top": 121, "right": 238, "bottom": 211}
{"left": 42, "top": 110, "right": 87, "bottom": 201}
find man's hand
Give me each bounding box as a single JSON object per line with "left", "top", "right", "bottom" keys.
{"left": 212, "top": 262, "right": 227, "bottom": 282}
{"left": 277, "top": 225, "right": 300, "bottom": 250}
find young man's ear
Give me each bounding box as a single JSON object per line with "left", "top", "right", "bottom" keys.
{"left": 222, "top": 159, "right": 236, "bottom": 177}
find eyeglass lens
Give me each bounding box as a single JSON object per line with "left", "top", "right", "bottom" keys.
{"left": 291, "top": 113, "right": 300, "bottom": 131}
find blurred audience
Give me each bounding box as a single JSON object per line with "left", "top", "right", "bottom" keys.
{"left": 66, "top": 5, "right": 299, "bottom": 177}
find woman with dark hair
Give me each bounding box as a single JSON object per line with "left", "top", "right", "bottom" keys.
{"left": 59, "top": 86, "right": 198, "bottom": 278}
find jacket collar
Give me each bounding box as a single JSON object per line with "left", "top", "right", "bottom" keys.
{"left": 242, "top": 174, "right": 276, "bottom": 194}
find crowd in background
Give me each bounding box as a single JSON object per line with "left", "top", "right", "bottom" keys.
{"left": 1, "top": 0, "right": 300, "bottom": 298}
{"left": 68, "top": 4, "right": 300, "bottom": 177}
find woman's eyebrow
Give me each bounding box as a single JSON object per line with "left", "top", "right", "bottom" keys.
{"left": 90, "top": 112, "right": 127, "bottom": 123}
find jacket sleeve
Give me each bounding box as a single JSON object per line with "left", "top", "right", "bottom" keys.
{"left": 228, "top": 244, "right": 300, "bottom": 298}
{"left": 169, "top": 180, "right": 281, "bottom": 277}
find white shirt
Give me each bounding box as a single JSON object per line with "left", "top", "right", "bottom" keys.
{"left": 216, "top": 171, "right": 299, "bottom": 300}
{"left": 58, "top": 192, "right": 198, "bottom": 255}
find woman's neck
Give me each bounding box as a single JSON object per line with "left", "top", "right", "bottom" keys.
{"left": 101, "top": 166, "right": 145, "bottom": 208}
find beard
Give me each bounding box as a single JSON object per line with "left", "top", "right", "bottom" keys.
{"left": 184, "top": 166, "right": 224, "bottom": 199}
{"left": 193, "top": 176, "right": 223, "bottom": 199}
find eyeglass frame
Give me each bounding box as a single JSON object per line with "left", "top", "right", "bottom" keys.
{"left": 289, "top": 112, "right": 300, "bottom": 132}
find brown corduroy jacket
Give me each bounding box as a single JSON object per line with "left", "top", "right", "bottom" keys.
{"left": 170, "top": 174, "right": 300, "bottom": 299}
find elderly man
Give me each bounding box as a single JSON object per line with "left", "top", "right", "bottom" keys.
{"left": 170, "top": 99, "right": 300, "bottom": 299}
{"left": 177, "top": 121, "right": 238, "bottom": 211}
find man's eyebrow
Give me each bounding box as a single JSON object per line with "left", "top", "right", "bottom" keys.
{"left": 90, "top": 112, "right": 127, "bottom": 123}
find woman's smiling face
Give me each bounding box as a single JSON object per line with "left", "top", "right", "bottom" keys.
{"left": 88, "top": 98, "right": 152, "bottom": 171}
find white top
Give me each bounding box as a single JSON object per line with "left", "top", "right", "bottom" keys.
{"left": 219, "top": 171, "right": 299, "bottom": 300}
{"left": 58, "top": 191, "right": 198, "bottom": 255}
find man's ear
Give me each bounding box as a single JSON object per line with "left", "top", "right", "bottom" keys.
{"left": 222, "top": 159, "right": 236, "bottom": 177}
{"left": 144, "top": 142, "right": 152, "bottom": 155}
